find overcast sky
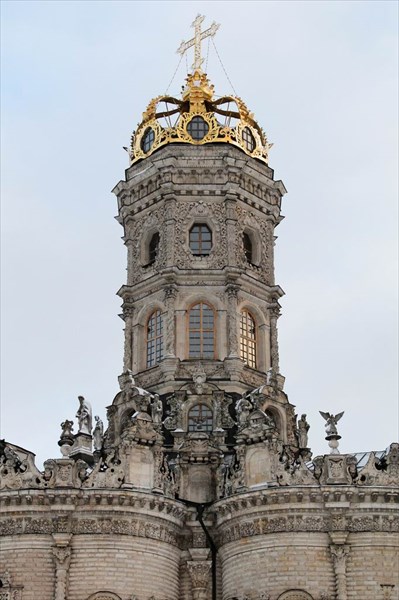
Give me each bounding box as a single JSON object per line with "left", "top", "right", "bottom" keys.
{"left": 1, "top": 0, "right": 398, "bottom": 469}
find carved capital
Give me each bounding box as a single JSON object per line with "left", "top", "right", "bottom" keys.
{"left": 52, "top": 546, "right": 71, "bottom": 567}
{"left": 187, "top": 560, "right": 212, "bottom": 589}
{"left": 330, "top": 543, "right": 350, "bottom": 571}
{"left": 381, "top": 584, "right": 395, "bottom": 600}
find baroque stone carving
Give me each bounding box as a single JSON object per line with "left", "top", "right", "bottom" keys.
{"left": 84, "top": 450, "right": 124, "bottom": 489}
{"left": 0, "top": 441, "right": 44, "bottom": 490}
{"left": 93, "top": 416, "right": 104, "bottom": 452}
{"left": 76, "top": 396, "right": 93, "bottom": 435}
{"left": 357, "top": 443, "right": 399, "bottom": 486}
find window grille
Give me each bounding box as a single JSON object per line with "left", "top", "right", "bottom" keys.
{"left": 240, "top": 309, "right": 256, "bottom": 368}
{"left": 146, "top": 310, "right": 163, "bottom": 367}
{"left": 188, "top": 303, "right": 215, "bottom": 359}
{"left": 188, "top": 404, "right": 213, "bottom": 433}
{"left": 189, "top": 224, "right": 212, "bottom": 256}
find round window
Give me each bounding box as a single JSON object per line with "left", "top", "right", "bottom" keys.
{"left": 141, "top": 128, "right": 155, "bottom": 153}
{"left": 242, "top": 127, "right": 255, "bottom": 152}
{"left": 187, "top": 116, "right": 209, "bottom": 141}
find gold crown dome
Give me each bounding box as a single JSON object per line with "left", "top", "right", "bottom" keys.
{"left": 129, "top": 16, "right": 272, "bottom": 165}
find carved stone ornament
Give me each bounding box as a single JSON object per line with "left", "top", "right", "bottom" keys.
{"left": 187, "top": 560, "right": 212, "bottom": 589}
{"left": 357, "top": 443, "right": 399, "bottom": 486}
{"left": 0, "top": 571, "right": 24, "bottom": 600}
{"left": 0, "top": 441, "right": 44, "bottom": 490}
{"left": 163, "top": 393, "right": 185, "bottom": 431}
{"left": 43, "top": 458, "right": 88, "bottom": 488}
{"left": 83, "top": 449, "right": 124, "bottom": 489}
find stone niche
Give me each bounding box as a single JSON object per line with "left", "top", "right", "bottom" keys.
{"left": 121, "top": 445, "right": 154, "bottom": 489}
{"left": 180, "top": 463, "right": 216, "bottom": 503}
{"left": 245, "top": 444, "right": 274, "bottom": 488}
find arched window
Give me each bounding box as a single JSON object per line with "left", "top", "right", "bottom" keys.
{"left": 243, "top": 232, "right": 253, "bottom": 263}
{"left": 146, "top": 310, "right": 163, "bottom": 367}
{"left": 189, "top": 224, "right": 212, "bottom": 256}
{"left": 188, "top": 303, "right": 215, "bottom": 358}
{"left": 188, "top": 404, "right": 213, "bottom": 433}
{"left": 240, "top": 309, "right": 256, "bottom": 368}
{"left": 148, "top": 232, "right": 159, "bottom": 265}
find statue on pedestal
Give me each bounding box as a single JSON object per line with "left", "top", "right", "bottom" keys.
{"left": 76, "top": 396, "right": 93, "bottom": 435}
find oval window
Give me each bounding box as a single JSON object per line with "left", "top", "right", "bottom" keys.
{"left": 187, "top": 116, "right": 209, "bottom": 141}
{"left": 242, "top": 127, "right": 255, "bottom": 152}
{"left": 141, "top": 128, "right": 155, "bottom": 153}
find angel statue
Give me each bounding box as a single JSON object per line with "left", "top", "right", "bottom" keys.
{"left": 319, "top": 411, "right": 344, "bottom": 438}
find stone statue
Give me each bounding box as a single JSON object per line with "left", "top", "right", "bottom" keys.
{"left": 319, "top": 411, "right": 344, "bottom": 437}
{"left": 297, "top": 414, "right": 310, "bottom": 448}
{"left": 151, "top": 394, "right": 163, "bottom": 426}
{"left": 76, "top": 396, "right": 93, "bottom": 435}
{"left": 235, "top": 395, "right": 252, "bottom": 427}
{"left": 192, "top": 363, "right": 207, "bottom": 394}
{"left": 93, "top": 415, "right": 104, "bottom": 451}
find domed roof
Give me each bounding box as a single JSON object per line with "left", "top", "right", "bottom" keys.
{"left": 129, "top": 15, "right": 272, "bottom": 166}
{"left": 129, "top": 68, "right": 272, "bottom": 166}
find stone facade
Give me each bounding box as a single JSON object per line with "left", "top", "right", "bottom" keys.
{"left": 1, "top": 66, "right": 398, "bottom": 600}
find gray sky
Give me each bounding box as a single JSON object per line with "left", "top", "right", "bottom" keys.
{"left": 1, "top": 0, "right": 398, "bottom": 469}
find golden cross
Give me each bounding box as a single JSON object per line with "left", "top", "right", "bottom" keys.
{"left": 177, "top": 14, "right": 220, "bottom": 71}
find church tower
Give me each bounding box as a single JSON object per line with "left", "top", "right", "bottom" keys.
{"left": 1, "top": 16, "right": 397, "bottom": 600}
{"left": 109, "top": 16, "right": 300, "bottom": 508}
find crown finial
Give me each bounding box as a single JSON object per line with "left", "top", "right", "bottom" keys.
{"left": 177, "top": 14, "right": 220, "bottom": 71}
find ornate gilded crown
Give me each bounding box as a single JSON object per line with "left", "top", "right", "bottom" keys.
{"left": 129, "top": 16, "right": 272, "bottom": 165}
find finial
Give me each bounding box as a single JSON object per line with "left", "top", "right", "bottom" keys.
{"left": 177, "top": 14, "right": 220, "bottom": 71}
{"left": 319, "top": 411, "right": 344, "bottom": 454}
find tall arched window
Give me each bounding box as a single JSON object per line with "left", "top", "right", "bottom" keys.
{"left": 188, "top": 404, "right": 213, "bottom": 433}
{"left": 240, "top": 309, "right": 256, "bottom": 368}
{"left": 146, "top": 310, "right": 163, "bottom": 367}
{"left": 188, "top": 303, "right": 215, "bottom": 358}
{"left": 148, "top": 231, "right": 159, "bottom": 265}
{"left": 243, "top": 232, "right": 253, "bottom": 263}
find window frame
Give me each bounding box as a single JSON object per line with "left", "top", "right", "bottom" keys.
{"left": 243, "top": 232, "right": 253, "bottom": 264}
{"left": 147, "top": 231, "right": 160, "bottom": 265}
{"left": 187, "top": 302, "right": 216, "bottom": 360}
{"left": 146, "top": 309, "right": 164, "bottom": 368}
{"left": 240, "top": 309, "right": 257, "bottom": 368}
{"left": 188, "top": 403, "right": 214, "bottom": 433}
{"left": 189, "top": 223, "right": 212, "bottom": 257}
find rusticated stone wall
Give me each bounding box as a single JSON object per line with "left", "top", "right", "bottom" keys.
{"left": 213, "top": 486, "right": 399, "bottom": 600}
{"left": 0, "top": 488, "right": 187, "bottom": 600}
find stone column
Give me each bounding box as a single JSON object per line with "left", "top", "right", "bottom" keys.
{"left": 187, "top": 561, "right": 212, "bottom": 600}
{"left": 164, "top": 196, "right": 176, "bottom": 268}
{"left": 52, "top": 534, "right": 72, "bottom": 600}
{"left": 226, "top": 284, "right": 239, "bottom": 357}
{"left": 164, "top": 284, "right": 177, "bottom": 357}
{"left": 225, "top": 196, "right": 238, "bottom": 266}
{"left": 330, "top": 543, "right": 350, "bottom": 600}
{"left": 123, "top": 306, "right": 134, "bottom": 372}
{"left": 269, "top": 303, "right": 280, "bottom": 374}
